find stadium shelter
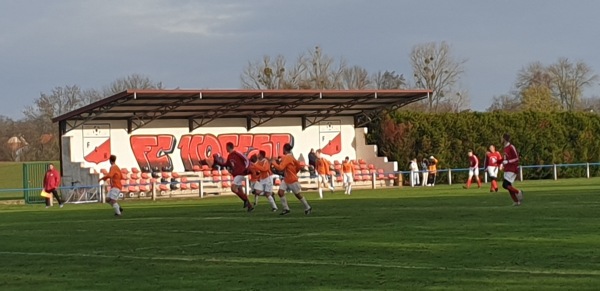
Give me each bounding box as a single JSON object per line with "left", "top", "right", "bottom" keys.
{"left": 52, "top": 89, "right": 430, "bottom": 200}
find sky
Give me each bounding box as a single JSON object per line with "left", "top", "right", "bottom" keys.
{"left": 1, "top": 0, "right": 599, "bottom": 119}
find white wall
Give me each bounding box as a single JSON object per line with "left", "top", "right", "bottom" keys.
{"left": 62, "top": 117, "right": 364, "bottom": 174}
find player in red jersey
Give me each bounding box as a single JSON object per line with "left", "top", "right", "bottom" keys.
{"left": 484, "top": 145, "right": 502, "bottom": 192}
{"left": 214, "top": 142, "right": 254, "bottom": 212}
{"left": 464, "top": 150, "right": 482, "bottom": 189}
{"left": 499, "top": 133, "right": 524, "bottom": 206}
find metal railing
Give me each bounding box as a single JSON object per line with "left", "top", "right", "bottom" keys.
{"left": 2, "top": 162, "right": 599, "bottom": 204}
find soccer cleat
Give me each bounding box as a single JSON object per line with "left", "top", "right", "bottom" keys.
{"left": 114, "top": 213, "right": 122, "bottom": 217}
{"left": 247, "top": 206, "right": 255, "bottom": 213}
{"left": 516, "top": 190, "right": 524, "bottom": 202}
{"left": 463, "top": 186, "right": 468, "bottom": 189}
{"left": 119, "top": 207, "right": 123, "bottom": 213}
{"left": 495, "top": 188, "right": 499, "bottom": 192}
{"left": 279, "top": 209, "right": 291, "bottom": 216}
{"left": 329, "top": 187, "right": 334, "bottom": 193}
{"left": 304, "top": 207, "right": 312, "bottom": 215}
{"left": 59, "top": 204, "right": 64, "bottom": 208}
{"left": 272, "top": 208, "right": 278, "bottom": 212}
{"left": 490, "top": 189, "right": 495, "bottom": 193}
{"left": 513, "top": 202, "right": 521, "bottom": 206}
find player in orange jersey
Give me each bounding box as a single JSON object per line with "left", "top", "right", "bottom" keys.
{"left": 272, "top": 143, "right": 312, "bottom": 215}
{"left": 249, "top": 150, "right": 278, "bottom": 212}
{"left": 315, "top": 149, "right": 334, "bottom": 198}
{"left": 98, "top": 155, "right": 124, "bottom": 217}
{"left": 341, "top": 157, "right": 356, "bottom": 195}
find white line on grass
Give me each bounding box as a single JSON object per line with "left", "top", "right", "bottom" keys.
{"left": 1, "top": 251, "right": 599, "bottom": 277}
{"left": 0, "top": 215, "right": 347, "bottom": 227}
{"left": 129, "top": 232, "right": 326, "bottom": 252}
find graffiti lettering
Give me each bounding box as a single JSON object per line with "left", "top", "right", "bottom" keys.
{"left": 131, "top": 133, "right": 293, "bottom": 171}
{"left": 130, "top": 135, "right": 176, "bottom": 171}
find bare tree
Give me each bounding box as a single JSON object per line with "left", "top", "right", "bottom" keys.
{"left": 241, "top": 55, "right": 291, "bottom": 89}
{"left": 515, "top": 61, "right": 553, "bottom": 91}
{"left": 339, "top": 65, "right": 371, "bottom": 89}
{"left": 487, "top": 94, "right": 521, "bottom": 112}
{"left": 548, "top": 58, "right": 599, "bottom": 111}
{"left": 370, "top": 70, "right": 406, "bottom": 89}
{"left": 241, "top": 46, "right": 347, "bottom": 90}
{"left": 410, "top": 41, "right": 467, "bottom": 112}
{"left": 103, "top": 73, "right": 164, "bottom": 96}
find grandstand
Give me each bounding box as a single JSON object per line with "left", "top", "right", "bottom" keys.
{"left": 52, "top": 89, "right": 430, "bottom": 200}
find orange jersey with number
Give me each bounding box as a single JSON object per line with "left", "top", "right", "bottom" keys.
{"left": 273, "top": 154, "right": 300, "bottom": 184}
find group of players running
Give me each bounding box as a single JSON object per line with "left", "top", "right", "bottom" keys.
{"left": 464, "top": 133, "right": 524, "bottom": 206}
{"left": 98, "top": 134, "right": 524, "bottom": 217}
{"left": 213, "top": 142, "right": 312, "bottom": 215}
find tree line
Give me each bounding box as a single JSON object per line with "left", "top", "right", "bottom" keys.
{"left": 2, "top": 41, "right": 598, "bottom": 162}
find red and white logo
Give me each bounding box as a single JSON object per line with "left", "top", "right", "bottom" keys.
{"left": 83, "top": 124, "right": 111, "bottom": 164}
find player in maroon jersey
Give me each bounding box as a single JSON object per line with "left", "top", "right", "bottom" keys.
{"left": 464, "top": 150, "right": 482, "bottom": 189}
{"left": 499, "top": 133, "right": 524, "bottom": 206}
{"left": 484, "top": 145, "right": 502, "bottom": 192}
{"left": 214, "top": 142, "right": 254, "bottom": 212}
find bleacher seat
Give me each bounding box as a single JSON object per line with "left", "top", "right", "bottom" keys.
{"left": 358, "top": 159, "right": 366, "bottom": 165}
{"left": 138, "top": 179, "right": 150, "bottom": 192}
{"left": 221, "top": 169, "right": 230, "bottom": 176}
{"left": 201, "top": 165, "right": 210, "bottom": 171}
{"left": 180, "top": 177, "right": 190, "bottom": 190}
{"left": 361, "top": 169, "right": 371, "bottom": 180}
{"left": 141, "top": 173, "right": 150, "bottom": 179}
{"left": 161, "top": 172, "right": 170, "bottom": 179}
{"left": 359, "top": 164, "right": 368, "bottom": 170}
{"left": 131, "top": 168, "right": 140, "bottom": 174}
{"left": 202, "top": 170, "right": 212, "bottom": 178}
{"left": 192, "top": 165, "right": 201, "bottom": 172}
{"left": 128, "top": 179, "right": 138, "bottom": 193}
{"left": 368, "top": 164, "right": 375, "bottom": 170}
{"left": 171, "top": 172, "right": 180, "bottom": 179}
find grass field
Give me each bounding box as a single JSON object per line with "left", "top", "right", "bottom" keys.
{"left": 1, "top": 178, "right": 599, "bottom": 290}
{"left": 0, "top": 162, "right": 23, "bottom": 200}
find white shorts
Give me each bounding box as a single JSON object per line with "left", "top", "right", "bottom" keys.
{"left": 279, "top": 181, "right": 301, "bottom": 194}
{"left": 343, "top": 173, "right": 353, "bottom": 183}
{"left": 108, "top": 188, "right": 121, "bottom": 200}
{"left": 504, "top": 172, "right": 517, "bottom": 183}
{"left": 487, "top": 166, "right": 499, "bottom": 179}
{"left": 469, "top": 167, "right": 479, "bottom": 176}
{"left": 254, "top": 177, "right": 273, "bottom": 194}
{"left": 232, "top": 175, "right": 245, "bottom": 186}
{"left": 318, "top": 174, "right": 329, "bottom": 183}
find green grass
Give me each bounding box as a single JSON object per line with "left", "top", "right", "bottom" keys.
{"left": 1, "top": 178, "right": 600, "bottom": 290}
{"left": 0, "top": 162, "right": 23, "bottom": 200}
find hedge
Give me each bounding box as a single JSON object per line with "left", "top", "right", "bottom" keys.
{"left": 366, "top": 111, "right": 600, "bottom": 182}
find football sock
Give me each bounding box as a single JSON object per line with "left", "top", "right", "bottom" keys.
{"left": 477, "top": 179, "right": 482, "bottom": 187}
{"left": 113, "top": 203, "right": 121, "bottom": 215}
{"left": 300, "top": 197, "right": 311, "bottom": 210}
{"left": 508, "top": 192, "right": 518, "bottom": 202}
{"left": 254, "top": 194, "right": 259, "bottom": 205}
{"left": 267, "top": 195, "right": 277, "bottom": 209}
{"left": 280, "top": 195, "right": 290, "bottom": 210}
{"left": 348, "top": 184, "right": 352, "bottom": 194}
{"left": 491, "top": 180, "right": 497, "bottom": 190}
{"left": 466, "top": 179, "right": 472, "bottom": 188}
{"left": 318, "top": 188, "right": 323, "bottom": 199}
{"left": 507, "top": 185, "right": 519, "bottom": 194}
{"left": 234, "top": 189, "right": 249, "bottom": 201}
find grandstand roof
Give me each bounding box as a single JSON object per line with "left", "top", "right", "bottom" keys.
{"left": 53, "top": 89, "right": 430, "bottom": 133}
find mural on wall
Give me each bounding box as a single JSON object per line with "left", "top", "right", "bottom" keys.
{"left": 319, "top": 120, "right": 342, "bottom": 156}
{"left": 130, "top": 133, "right": 294, "bottom": 171}
{"left": 82, "top": 123, "right": 111, "bottom": 164}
